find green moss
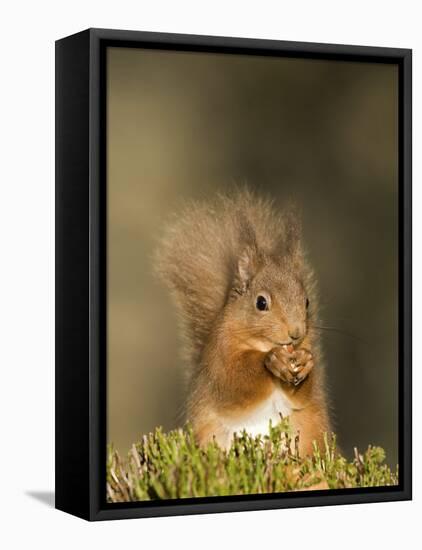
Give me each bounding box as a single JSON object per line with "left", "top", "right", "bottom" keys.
{"left": 107, "top": 418, "right": 398, "bottom": 503}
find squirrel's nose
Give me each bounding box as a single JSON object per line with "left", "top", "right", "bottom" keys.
{"left": 288, "top": 325, "right": 303, "bottom": 341}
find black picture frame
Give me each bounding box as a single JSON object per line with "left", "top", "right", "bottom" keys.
{"left": 55, "top": 28, "right": 412, "bottom": 521}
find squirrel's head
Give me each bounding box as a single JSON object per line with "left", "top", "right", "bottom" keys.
{"left": 226, "top": 212, "right": 313, "bottom": 352}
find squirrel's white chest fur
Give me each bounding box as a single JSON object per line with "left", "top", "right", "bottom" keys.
{"left": 219, "top": 388, "right": 292, "bottom": 447}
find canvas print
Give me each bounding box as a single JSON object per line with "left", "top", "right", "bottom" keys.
{"left": 105, "top": 47, "right": 399, "bottom": 502}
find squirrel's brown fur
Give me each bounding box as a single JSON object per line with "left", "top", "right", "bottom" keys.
{"left": 155, "top": 189, "right": 331, "bottom": 454}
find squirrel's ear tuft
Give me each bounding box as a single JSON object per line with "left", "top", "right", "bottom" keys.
{"left": 232, "top": 212, "right": 259, "bottom": 294}
{"left": 283, "top": 206, "right": 303, "bottom": 260}
{"left": 234, "top": 247, "right": 257, "bottom": 294}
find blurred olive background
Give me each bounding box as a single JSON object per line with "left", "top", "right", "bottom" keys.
{"left": 107, "top": 47, "right": 398, "bottom": 466}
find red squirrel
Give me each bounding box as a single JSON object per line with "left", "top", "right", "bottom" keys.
{"left": 156, "top": 189, "right": 331, "bottom": 455}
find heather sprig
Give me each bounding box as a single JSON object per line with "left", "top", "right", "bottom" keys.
{"left": 107, "top": 419, "right": 398, "bottom": 503}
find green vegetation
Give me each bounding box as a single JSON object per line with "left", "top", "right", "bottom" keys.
{"left": 107, "top": 418, "right": 398, "bottom": 503}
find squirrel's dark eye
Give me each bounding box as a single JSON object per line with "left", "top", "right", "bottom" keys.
{"left": 306, "top": 298, "right": 310, "bottom": 309}
{"left": 256, "top": 295, "right": 268, "bottom": 311}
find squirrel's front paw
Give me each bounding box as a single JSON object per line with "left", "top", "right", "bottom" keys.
{"left": 265, "top": 346, "right": 314, "bottom": 386}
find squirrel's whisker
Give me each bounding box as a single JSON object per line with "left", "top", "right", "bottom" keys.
{"left": 310, "top": 324, "right": 368, "bottom": 345}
